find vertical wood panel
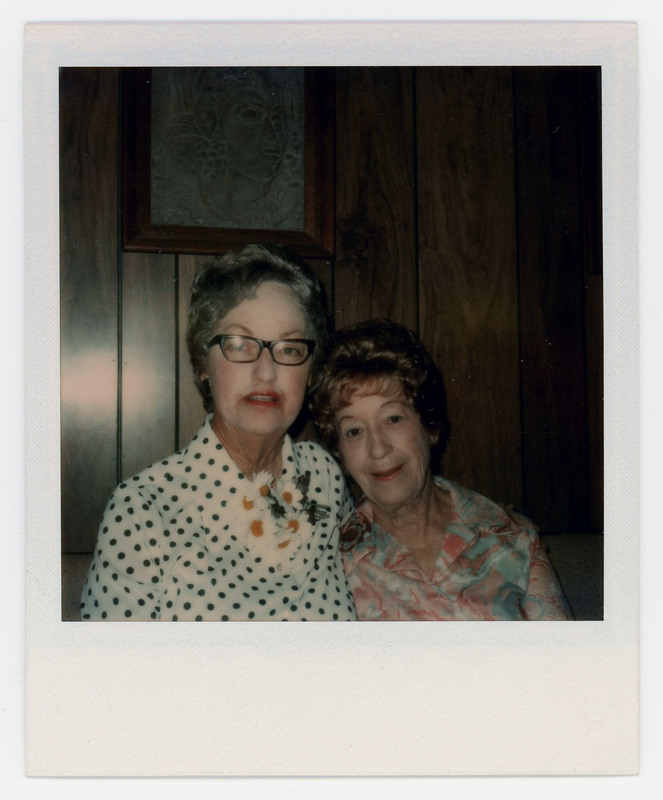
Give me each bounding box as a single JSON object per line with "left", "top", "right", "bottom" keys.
{"left": 305, "top": 257, "right": 333, "bottom": 320}
{"left": 514, "top": 67, "right": 590, "bottom": 531}
{"left": 296, "top": 257, "right": 334, "bottom": 442}
{"left": 121, "top": 252, "right": 178, "bottom": 478}
{"left": 417, "top": 67, "right": 522, "bottom": 507}
{"left": 177, "top": 254, "right": 209, "bottom": 448}
{"left": 334, "top": 67, "right": 417, "bottom": 330}
{"left": 60, "top": 68, "right": 120, "bottom": 553}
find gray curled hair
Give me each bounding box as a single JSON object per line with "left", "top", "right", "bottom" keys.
{"left": 186, "top": 243, "right": 329, "bottom": 411}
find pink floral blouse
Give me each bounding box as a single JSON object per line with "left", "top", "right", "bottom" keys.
{"left": 341, "top": 478, "right": 572, "bottom": 621}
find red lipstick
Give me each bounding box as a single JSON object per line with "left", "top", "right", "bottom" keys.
{"left": 372, "top": 465, "right": 402, "bottom": 481}
{"left": 244, "top": 391, "right": 280, "bottom": 407}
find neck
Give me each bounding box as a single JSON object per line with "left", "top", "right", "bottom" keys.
{"left": 211, "top": 415, "right": 284, "bottom": 479}
{"left": 371, "top": 477, "right": 450, "bottom": 541}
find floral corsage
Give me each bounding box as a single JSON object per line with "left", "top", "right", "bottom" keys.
{"left": 231, "top": 471, "right": 330, "bottom": 570}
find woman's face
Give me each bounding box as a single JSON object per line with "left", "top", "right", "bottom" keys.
{"left": 222, "top": 87, "right": 286, "bottom": 183}
{"left": 335, "top": 381, "right": 437, "bottom": 516}
{"left": 202, "top": 282, "right": 312, "bottom": 445}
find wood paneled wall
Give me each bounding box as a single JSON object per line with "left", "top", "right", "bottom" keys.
{"left": 514, "top": 68, "right": 595, "bottom": 532}
{"left": 417, "top": 67, "right": 522, "bottom": 507}
{"left": 60, "top": 68, "right": 121, "bottom": 553}
{"left": 335, "top": 68, "right": 418, "bottom": 330}
{"left": 60, "top": 66, "right": 602, "bottom": 555}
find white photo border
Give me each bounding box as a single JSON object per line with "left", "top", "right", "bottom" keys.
{"left": 24, "top": 21, "right": 638, "bottom": 776}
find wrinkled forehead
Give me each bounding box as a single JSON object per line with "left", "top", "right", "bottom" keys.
{"left": 335, "top": 374, "right": 407, "bottom": 410}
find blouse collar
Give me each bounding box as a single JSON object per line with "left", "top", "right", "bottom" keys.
{"left": 342, "top": 477, "right": 497, "bottom": 577}
{"left": 184, "top": 414, "right": 299, "bottom": 486}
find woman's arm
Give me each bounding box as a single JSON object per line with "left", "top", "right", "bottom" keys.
{"left": 521, "top": 535, "right": 574, "bottom": 620}
{"left": 79, "top": 484, "right": 164, "bottom": 620}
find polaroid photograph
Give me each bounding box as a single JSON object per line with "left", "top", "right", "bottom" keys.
{"left": 24, "top": 20, "right": 638, "bottom": 777}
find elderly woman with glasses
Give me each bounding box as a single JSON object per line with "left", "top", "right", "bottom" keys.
{"left": 80, "top": 244, "right": 356, "bottom": 621}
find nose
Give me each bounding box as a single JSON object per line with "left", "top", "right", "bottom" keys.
{"left": 367, "top": 427, "right": 391, "bottom": 459}
{"left": 252, "top": 345, "right": 277, "bottom": 381}
{"left": 261, "top": 120, "right": 278, "bottom": 146}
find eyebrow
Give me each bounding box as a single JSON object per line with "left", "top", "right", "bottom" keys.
{"left": 336, "top": 398, "right": 407, "bottom": 425}
{"left": 223, "top": 322, "right": 307, "bottom": 338}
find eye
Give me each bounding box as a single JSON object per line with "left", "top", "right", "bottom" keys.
{"left": 280, "top": 342, "right": 305, "bottom": 357}
{"left": 385, "top": 414, "right": 404, "bottom": 424}
{"left": 273, "top": 340, "right": 309, "bottom": 364}
{"left": 342, "top": 426, "right": 362, "bottom": 440}
{"left": 235, "top": 103, "right": 262, "bottom": 124}
{"left": 224, "top": 337, "right": 246, "bottom": 352}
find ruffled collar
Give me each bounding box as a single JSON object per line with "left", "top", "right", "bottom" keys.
{"left": 190, "top": 416, "right": 330, "bottom": 572}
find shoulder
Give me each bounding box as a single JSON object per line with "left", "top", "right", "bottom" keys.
{"left": 291, "top": 439, "right": 348, "bottom": 512}
{"left": 294, "top": 439, "right": 343, "bottom": 476}
{"left": 437, "top": 477, "right": 537, "bottom": 535}
{"left": 115, "top": 450, "right": 184, "bottom": 499}
{"left": 109, "top": 417, "right": 211, "bottom": 503}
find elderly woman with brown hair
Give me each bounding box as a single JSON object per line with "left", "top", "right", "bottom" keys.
{"left": 310, "top": 319, "right": 571, "bottom": 621}
{"left": 80, "top": 244, "right": 356, "bottom": 621}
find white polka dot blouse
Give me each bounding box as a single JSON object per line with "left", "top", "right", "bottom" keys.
{"left": 80, "top": 416, "right": 357, "bottom": 621}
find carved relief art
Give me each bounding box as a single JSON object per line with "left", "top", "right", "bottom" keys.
{"left": 121, "top": 67, "right": 334, "bottom": 256}
{"left": 150, "top": 68, "right": 305, "bottom": 231}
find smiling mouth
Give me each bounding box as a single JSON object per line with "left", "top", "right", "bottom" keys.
{"left": 372, "top": 466, "right": 402, "bottom": 481}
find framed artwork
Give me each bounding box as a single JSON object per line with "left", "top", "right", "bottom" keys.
{"left": 121, "top": 66, "right": 335, "bottom": 257}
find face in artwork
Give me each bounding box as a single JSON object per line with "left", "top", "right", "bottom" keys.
{"left": 202, "top": 282, "right": 312, "bottom": 447}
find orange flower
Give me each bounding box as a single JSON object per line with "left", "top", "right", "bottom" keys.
{"left": 259, "top": 484, "right": 270, "bottom": 497}
{"left": 282, "top": 490, "right": 293, "bottom": 505}
{"left": 250, "top": 520, "right": 264, "bottom": 537}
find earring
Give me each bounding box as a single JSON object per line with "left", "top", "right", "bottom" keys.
{"left": 202, "top": 378, "right": 211, "bottom": 397}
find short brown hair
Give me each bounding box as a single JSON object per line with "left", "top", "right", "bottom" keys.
{"left": 310, "top": 319, "right": 450, "bottom": 467}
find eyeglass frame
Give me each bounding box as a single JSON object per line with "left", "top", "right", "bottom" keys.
{"left": 207, "top": 333, "right": 317, "bottom": 366}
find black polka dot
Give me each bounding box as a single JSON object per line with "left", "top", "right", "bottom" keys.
{"left": 84, "top": 425, "right": 356, "bottom": 622}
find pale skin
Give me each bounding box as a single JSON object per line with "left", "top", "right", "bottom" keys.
{"left": 335, "top": 383, "right": 452, "bottom": 578}
{"left": 200, "top": 282, "right": 312, "bottom": 480}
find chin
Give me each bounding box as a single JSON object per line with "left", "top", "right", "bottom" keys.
{"left": 243, "top": 415, "right": 292, "bottom": 439}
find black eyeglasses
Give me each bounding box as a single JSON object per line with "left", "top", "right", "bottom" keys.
{"left": 208, "top": 334, "right": 316, "bottom": 366}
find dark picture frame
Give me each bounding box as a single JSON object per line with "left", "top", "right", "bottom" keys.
{"left": 121, "top": 67, "right": 335, "bottom": 257}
